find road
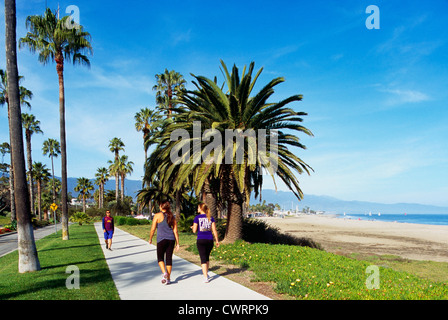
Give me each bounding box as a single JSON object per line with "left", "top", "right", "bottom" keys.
{"left": 0, "top": 223, "right": 62, "bottom": 257}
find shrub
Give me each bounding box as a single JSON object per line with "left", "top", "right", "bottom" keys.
{"left": 69, "top": 212, "right": 91, "bottom": 226}
{"left": 177, "top": 214, "right": 195, "bottom": 233}
{"left": 242, "top": 219, "right": 322, "bottom": 249}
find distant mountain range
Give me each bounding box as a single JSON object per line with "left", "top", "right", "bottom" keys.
{"left": 67, "top": 177, "right": 448, "bottom": 215}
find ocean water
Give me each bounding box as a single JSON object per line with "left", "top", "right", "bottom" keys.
{"left": 336, "top": 213, "right": 448, "bottom": 226}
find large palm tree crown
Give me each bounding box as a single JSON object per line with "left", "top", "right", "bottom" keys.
{"left": 146, "top": 60, "right": 313, "bottom": 242}
{"left": 19, "top": 8, "right": 92, "bottom": 69}
{"left": 171, "top": 60, "right": 313, "bottom": 200}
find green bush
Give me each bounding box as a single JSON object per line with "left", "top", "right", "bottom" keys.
{"left": 69, "top": 212, "right": 91, "bottom": 226}
{"left": 114, "top": 216, "right": 150, "bottom": 226}
{"left": 177, "top": 214, "right": 195, "bottom": 233}
{"left": 243, "top": 218, "right": 321, "bottom": 249}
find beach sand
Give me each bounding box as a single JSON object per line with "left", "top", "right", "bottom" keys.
{"left": 258, "top": 215, "right": 448, "bottom": 262}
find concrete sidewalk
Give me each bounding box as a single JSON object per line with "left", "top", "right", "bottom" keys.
{"left": 94, "top": 222, "right": 270, "bottom": 300}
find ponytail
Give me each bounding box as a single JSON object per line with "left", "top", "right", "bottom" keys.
{"left": 199, "top": 203, "right": 211, "bottom": 221}
{"left": 160, "top": 201, "right": 175, "bottom": 229}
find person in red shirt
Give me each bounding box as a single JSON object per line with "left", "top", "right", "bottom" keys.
{"left": 102, "top": 210, "right": 114, "bottom": 250}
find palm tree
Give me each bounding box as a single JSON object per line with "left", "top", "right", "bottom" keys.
{"left": 21, "top": 113, "right": 43, "bottom": 217}
{"left": 4, "top": 0, "right": 40, "bottom": 272}
{"left": 20, "top": 7, "right": 93, "bottom": 240}
{"left": 117, "top": 155, "right": 134, "bottom": 201}
{"left": 134, "top": 107, "right": 162, "bottom": 161}
{"left": 1, "top": 68, "right": 33, "bottom": 221}
{"left": 42, "top": 138, "right": 61, "bottom": 209}
{"left": 151, "top": 60, "right": 313, "bottom": 243}
{"left": 94, "top": 167, "right": 109, "bottom": 209}
{"left": 32, "top": 162, "right": 50, "bottom": 220}
{"left": 108, "top": 137, "right": 124, "bottom": 201}
{"left": 74, "top": 177, "right": 93, "bottom": 213}
{"left": 153, "top": 69, "right": 186, "bottom": 115}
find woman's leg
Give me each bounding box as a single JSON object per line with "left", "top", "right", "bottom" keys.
{"left": 197, "top": 239, "right": 213, "bottom": 280}
{"left": 164, "top": 240, "right": 175, "bottom": 280}
{"left": 157, "top": 240, "right": 168, "bottom": 276}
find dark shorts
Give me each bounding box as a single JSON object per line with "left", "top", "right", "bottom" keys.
{"left": 197, "top": 239, "right": 214, "bottom": 264}
{"left": 157, "top": 239, "right": 176, "bottom": 266}
{"left": 104, "top": 230, "right": 114, "bottom": 240}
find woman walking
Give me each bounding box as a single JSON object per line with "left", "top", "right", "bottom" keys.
{"left": 149, "top": 201, "right": 180, "bottom": 285}
{"left": 192, "top": 203, "right": 220, "bottom": 283}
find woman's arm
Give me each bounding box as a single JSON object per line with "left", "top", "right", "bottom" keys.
{"left": 192, "top": 223, "right": 198, "bottom": 233}
{"left": 211, "top": 222, "right": 219, "bottom": 247}
{"left": 149, "top": 213, "right": 159, "bottom": 244}
{"left": 173, "top": 220, "right": 180, "bottom": 251}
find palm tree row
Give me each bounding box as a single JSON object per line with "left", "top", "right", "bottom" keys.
{"left": 139, "top": 61, "right": 313, "bottom": 243}
{"left": 19, "top": 7, "right": 93, "bottom": 240}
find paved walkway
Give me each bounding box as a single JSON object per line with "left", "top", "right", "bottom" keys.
{"left": 94, "top": 222, "right": 270, "bottom": 300}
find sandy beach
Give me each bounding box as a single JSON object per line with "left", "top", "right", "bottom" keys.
{"left": 258, "top": 215, "right": 448, "bottom": 262}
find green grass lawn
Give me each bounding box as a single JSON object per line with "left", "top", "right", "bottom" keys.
{"left": 0, "top": 224, "right": 119, "bottom": 300}
{"left": 212, "top": 241, "right": 448, "bottom": 300}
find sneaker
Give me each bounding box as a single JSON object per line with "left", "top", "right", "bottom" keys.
{"left": 204, "top": 276, "right": 210, "bottom": 283}
{"left": 108, "top": 247, "right": 112, "bottom": 251}
{"left": 161, "top": 273, "right": 168, "bottom": 284}
{"left": 166, "top": 279, "right": 171, "bottom": 285}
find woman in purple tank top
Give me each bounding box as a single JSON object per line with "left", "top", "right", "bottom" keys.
{"left": 149, "top": 201, "right": 180, "bottom": 285}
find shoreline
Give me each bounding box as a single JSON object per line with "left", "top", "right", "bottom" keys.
{"left": 258, "top": 215, "right": 448, "bottom": 262}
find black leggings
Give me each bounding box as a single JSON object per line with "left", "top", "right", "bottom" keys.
{"left": 197, "top": 239, "right": 214, "bottom": 264}
{"left": 157, "top": 239, "right": 175, "bottom": 266}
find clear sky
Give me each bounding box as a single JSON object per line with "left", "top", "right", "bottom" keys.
{"left": 1, "top": 0, "right": 447, "bottom": 206}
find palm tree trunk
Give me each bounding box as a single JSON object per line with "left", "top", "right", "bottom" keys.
{"left": 221, "top": 165, "right": 244, "bottom": 243}
{"left": 203, "top": 177, "right": 218, "bottom": 219}
{"left": 25, "top": 131, "right": 35, "bottom": 217}
{"left": 120, "top": 173, "right": 125, "bottom": 201}
{"left": 37, "top": 180, "right": 42, "bottom": 220}
{"left": 224, "top": 200, "right": 243, "bottom": 243}
{"left": 175, "top": 188, "right": 181, "bottom": 222}
{"left": 56, "top": 53, "right": 69, "bottom": 240}
{"left": 6, "top": 103, "right": 16, "bottom": 221}
{"left": 8, "top": 161, "right": 15, "bottom": 220}
{"left": 5, "top": 0, "right": 40, "bottom": 272}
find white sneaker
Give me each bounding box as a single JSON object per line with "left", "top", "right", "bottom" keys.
{"left": 161, "top": 273, "right": 168, "bottom": 284}
{"left": 204, "top": 276, "right": 210, "bottom": 283}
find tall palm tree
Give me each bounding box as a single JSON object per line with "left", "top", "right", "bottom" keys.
{"left": 108, "top": 137, "right": 124, "bottom": 201}
{"left": 74, "top": 177, "right": 93, "bottom": 213}
{"left": 117, "top": 155, "right": 134, "bottom": 201}
{"left": 42, "top": 138, "right": 61, "bottom": 209}
{"left": 151, "top": 60, "right": 313, "bottom": 243}
{"left": 1, "top": 68, "right": 33, "bottom": 221}
{"left": 19, "top": 7, "right": 93, "bottom": 240}
{"left": 32, "top": 162, "right": 50, "bottom": 220}
{"left": 134, "top": 107, "right": 162, "bottom": 161}
{"left": 153, "top": 69, "right": 186, "bottom": 115}
{"left": 4, "top": 0, "right": 40, "bottom": 272}
{"left": 94, "top": 167, "right": 109, "bottom": 209}
{"left": 21, "top": 113, "right": 43, "bottom": 217}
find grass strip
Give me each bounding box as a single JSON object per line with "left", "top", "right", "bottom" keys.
{"left": 0, "top": 224, "right": 119, "bottom": 300}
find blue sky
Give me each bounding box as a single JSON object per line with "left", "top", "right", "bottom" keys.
{"left": 1, "top": 0, "right": 447, "bottom": 206}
